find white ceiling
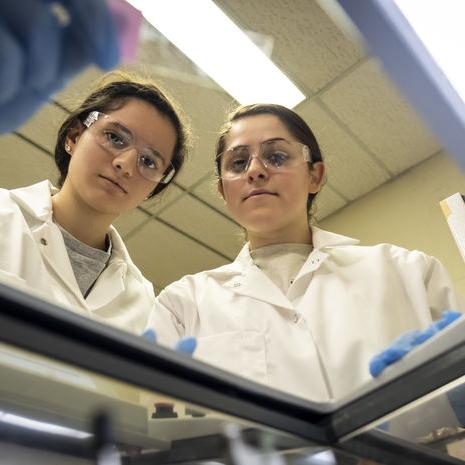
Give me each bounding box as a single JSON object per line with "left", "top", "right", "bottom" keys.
{"left": 0, "top": 0, "right": 443, "bottom": 291}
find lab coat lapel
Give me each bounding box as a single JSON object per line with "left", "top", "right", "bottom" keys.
{"left": 11, "top": 181, "right": 84, "bottom": 302}
{"left": 85, "top": 228, "right": 128, "bottom": 309}
{"left": 293, "top": 227, "right": 359, "bottom": 283}
{"left": 31, "top": 221, "right": 84, "bottom": 302}
{"left": 222, "top": 245, "right": 294, "bottom": 310}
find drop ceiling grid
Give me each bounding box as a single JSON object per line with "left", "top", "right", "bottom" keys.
{"left": 157, "top": 194, "right": 242, "bottom": 259}
{"left": 319, "top": 59, "right": 443, "bottom": 175}
{"left": 297, "top": 98, "right": 391, "bottom": 201}
{"left": 214, "top": 0, "right": 366, "bottom": 95}
{"left": 0, "top": 135, "right": 56, "bottom": 189}
{"left": 125, "top": 218, "right": 228, "bottom": 290}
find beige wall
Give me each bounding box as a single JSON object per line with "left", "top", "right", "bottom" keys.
{"left": 319, "top": 152, "right": 465, "bottom": 296}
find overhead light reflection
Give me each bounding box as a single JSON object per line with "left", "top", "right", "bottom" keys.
{"left": 127, "top": 0, "right": 305, "bottom": 108}
{"left": 0, "top": 411, "right": 92, "bottom": 439}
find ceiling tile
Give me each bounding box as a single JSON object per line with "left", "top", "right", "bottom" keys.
{"left": 152, "top": 77, "right": 234, "bottom": 188}
{"left": 16, "top": 103, "right": 69, "bottom": 153}
{"left": 144, "top": 184, "right": 186, "bottom": 215}
{"left": 159, "top": 195, "right": 242, "bottom": 259}
{"left": 53, "top": 66, "right": 105, "bottom": 110}
{"left": 298, "top": 99, "right": 390, "bottom": 200}
{"left": 113, "top": 207, "right": 149, "bottom": 238}
{"left": 215, "top": 0, "right": 365, "bottom": 94}
{"left": 320, "top": 59, "right": 442, "bottom": 174}
{"left": 192, "top": 176, "right": 233, "bottom": 219}
{"left": 0, "top": 134, "right": 56, "bottom": 188}
{"left": 313, "top": 184, "right": 347, "bottom": 221}
{"left": 126, "top": 219, "right": 228, "bottom": 290}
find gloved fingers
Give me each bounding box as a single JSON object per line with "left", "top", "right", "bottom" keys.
{"left": 370, "top": 311, "right": 463, "bottom": 378}
{"left": 142, "top": 328, "right": 157, "bottom": 343}
{"left": 369, "top": 330, "right": 421, "bottom": 377}
{"left": 175, "top": 336, "right": 197, "bottom": 356}
{"left": 65, "top": 0, "right": 119, "bottom": 71}
{"left": 0, "top": 89, "right": 51, "bottom": 133}
{"left": 0, "top": 1, "right": 63, "bottom": 91}
{"left": 414, "top": 310, "right": 462, "bottom": 344}
{"left": 0, "top": 20, "right": 23, "bottom": 104}
{"left": 434, "top": 310, "right": 462, "bottom": 331}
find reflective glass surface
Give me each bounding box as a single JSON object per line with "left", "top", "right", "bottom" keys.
{"left": 0, "top": 340, "right": 387, "bottom": 464}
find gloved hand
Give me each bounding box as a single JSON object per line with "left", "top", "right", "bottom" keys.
{"left": 142, "top": 329, "right": 197, "bottom": 356}
{"left": 369, "top": 310, "right": 462, "bottom": 377}
{"left": 0, "top": 0, "right": 141, "bottom": 133}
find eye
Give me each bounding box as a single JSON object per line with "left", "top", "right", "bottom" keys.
{"left": 104, "top": 130, "right": 128, "bottom": 148}
{"left": 139, "top": 153, "right": 161, "bottom": 171}
{"left": 265, "top": 150, "right": 289, "bottom": 167}
{"left": 227, "top": 155, "right": 249, "bottom": 173}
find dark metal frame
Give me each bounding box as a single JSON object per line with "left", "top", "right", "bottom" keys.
{"left": 1, "top": 283, "right": 465, "bottom": 464}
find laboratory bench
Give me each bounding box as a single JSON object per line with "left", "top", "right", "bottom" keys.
{"left": 0, "top": 281, "right": 465, "bottom": 465}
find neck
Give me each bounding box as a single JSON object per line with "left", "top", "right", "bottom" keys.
{"left": 248, "top": 221, "right": 313, "bottom": 251}
{"left": 52, "top": 186, "right": 114, "bottom": 250}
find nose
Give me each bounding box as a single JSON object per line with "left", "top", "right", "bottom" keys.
{"left": 112, "top": 149, "right": 137, "bottom": 177}
{"left": 246, "top": 155, "right": 268, "bottom": 182}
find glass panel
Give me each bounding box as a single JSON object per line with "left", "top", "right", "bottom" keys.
{"left": 0, "top": 340, "right": 388, "bottom": 464}
{"left": 357, "top": 376, "right": 465, "bottom": 462}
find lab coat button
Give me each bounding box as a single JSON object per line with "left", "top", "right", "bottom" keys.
{"left": 40, "top": 238, "right": 47, "bottom": 246}
{"left": 293, "top": 313, "right": 299, "bottom": 323}
{"left": 233, "top": 282, "right": 241, "bottom": 287}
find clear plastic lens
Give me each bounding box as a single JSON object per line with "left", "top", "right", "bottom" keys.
{"left": 219, "top": 140, "right": 311, "bottom": 179}
{"left": 84, "top": 112, "right": 175, "bottom": 184}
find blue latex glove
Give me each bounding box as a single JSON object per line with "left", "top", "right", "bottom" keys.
{"left": 0, "top": 0, "right": 120, "bottom": 133}
{"left": 142, "top": 329, "right": 197, "bottom": 356}
{"left": 370, "top": 310, "right": 462, "bottom": 377}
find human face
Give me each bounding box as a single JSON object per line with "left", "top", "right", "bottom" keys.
{"left": 218, "top": 115, "right": 324, "bottom": 244}
{"left": 65, "top": 98, "right": 177, "bottom": 217}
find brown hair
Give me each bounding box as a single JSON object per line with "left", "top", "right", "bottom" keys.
{"left": 215, "top": 103, "right": 324, "bottom": 217}
{"left": 54, "top": 71, "right": 189, "bottom": 197}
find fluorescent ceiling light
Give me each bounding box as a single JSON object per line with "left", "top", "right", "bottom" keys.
{"left": 0, "top": 411, "right": 92, "bottom": 439}
{"left": 394, "top": 0, "right": 465, "bottom": 105}
{"left": 127, "top": 0, "right": 305, "bottom": 107}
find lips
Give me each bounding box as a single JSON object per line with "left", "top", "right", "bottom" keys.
{"left": 244, "top": 189, "right": 277, "bottom": 200}
{"left": 99, "top": 175, "right": 127, "bottom": 193}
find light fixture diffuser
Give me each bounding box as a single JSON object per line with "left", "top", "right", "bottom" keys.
{"left": 128, "top": 0, "right": 305, "bottom": 107}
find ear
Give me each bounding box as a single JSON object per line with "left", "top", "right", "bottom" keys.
{"left": 64, "top": 121, "right": 85, "bottom": 155}
{"left": 308, "top": 162, "right": 325, "bottom": 194}
{"left": 217, "top": 179, "right": 225, "bottom": 200}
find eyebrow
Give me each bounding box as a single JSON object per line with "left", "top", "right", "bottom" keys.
{"left": 228, "top": 137, "right": 289, "bottom": 151}
{"left": 108, "top": 121, "right": 167, "bottom": 166}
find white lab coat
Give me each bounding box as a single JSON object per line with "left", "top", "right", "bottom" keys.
{"left": 151, "top": 228, "right": 464, "bottom": 402}
{"left": 0, "top": 181, "right": 155, "bottom": 334}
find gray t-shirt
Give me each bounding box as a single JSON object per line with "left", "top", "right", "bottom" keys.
{"left": 57, "top": 224, "right": 111, "bottom": 298}
{"left": 250, "top": 243, "right": 313, "bottom": 296}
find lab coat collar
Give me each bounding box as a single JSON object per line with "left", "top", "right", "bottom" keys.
{"left": 10, "top": 180, "right": 142, "bottom": 309}
{"left": 232, "top": 226, "right": 359, "bottom": 269}
{"left": 211, "top": 227, "right": 359, "bottom": 310}
{"left": 311, "top": 226, "right": 359, "bottom": 248}
{"left": 10, "top": 180, "right": 57, "bottom": 223}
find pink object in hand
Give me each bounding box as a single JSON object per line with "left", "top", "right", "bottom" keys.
{"left": 107, "top": 0, "right": 143, "bottom": 63}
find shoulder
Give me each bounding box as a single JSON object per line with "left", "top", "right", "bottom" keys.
{"left": 328, "top": 240, "right": 440, "bottom": 272}
{"left": 107, "top": 225, "right": 156, "bottom": 297}
{"left": 0, "top": 186, "right": 26, "bottom": 225}
{"left": 0, "top": 186, "right": 16, "bottom": 208}
{"left": 158, "top": 261, "right": 237, "bottom": 302}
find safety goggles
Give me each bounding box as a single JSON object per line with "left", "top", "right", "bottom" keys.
{"left": 83, "top": 111, "right": 175, "bottom": 184}
{"left": 215, "top": 139, "right": 312, "bottom": 180}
